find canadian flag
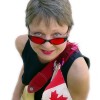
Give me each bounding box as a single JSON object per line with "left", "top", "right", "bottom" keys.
{"left": 41, "top": 68, "right": 72, "bottom": 100}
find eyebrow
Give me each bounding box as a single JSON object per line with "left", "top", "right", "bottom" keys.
{"left": 29, "top": 30, "right": 68, "bottom": 35}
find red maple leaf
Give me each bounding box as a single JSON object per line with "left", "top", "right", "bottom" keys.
{"left": 49, "top": 90, "right": 68, "bottom": 100}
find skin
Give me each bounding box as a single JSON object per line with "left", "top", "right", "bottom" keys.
{"left": 29, "top": 18, "right": 69, "bottom": 63}
{"left": 12, "top": 18, "right": 89, "bottom": 100}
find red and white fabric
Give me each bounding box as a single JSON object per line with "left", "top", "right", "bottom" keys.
{"left": 42, "top": 67, "right": 72, "bottom": 100}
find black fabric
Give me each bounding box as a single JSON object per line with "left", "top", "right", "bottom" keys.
{"left": 22, "top": 40, "right": 48, "bottom": 85}
{"left": 21, "top": 39, "right": 90, "bottom": 100}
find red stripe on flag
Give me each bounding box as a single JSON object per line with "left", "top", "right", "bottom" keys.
{"left": 45, "top": 69, "right": 65, "bottom": 90}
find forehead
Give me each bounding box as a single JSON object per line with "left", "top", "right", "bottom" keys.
{"left": 29, "top": 17, "right": 68, "bottom": 32}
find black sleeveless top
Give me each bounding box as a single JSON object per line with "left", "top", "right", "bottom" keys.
{"left": 21, "top": 40, "right": 90, "bottom": 100}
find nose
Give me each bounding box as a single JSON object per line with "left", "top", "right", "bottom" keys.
{"left": 41, "top": 36, "right": 52, "bottom": 47}
{"left": 42, "top": 41, "right": 53, "bottom": 48}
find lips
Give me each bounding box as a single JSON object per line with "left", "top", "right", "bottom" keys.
{"left": 41, "top": 49, "right": 54, "bottom": 55}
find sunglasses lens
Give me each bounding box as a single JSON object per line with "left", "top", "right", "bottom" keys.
{"left": 50, "top": 38, "right": 65, "bottom": 45}
{"left": 29, "top": 35, "right": 67, "bottom": 45}
{"left": 29, "top": 36, "right": 45, "bottom": 44}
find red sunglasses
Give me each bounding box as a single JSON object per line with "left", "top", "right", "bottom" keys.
{"left": 28, "top": 35, "right": 68, "bottom": 45}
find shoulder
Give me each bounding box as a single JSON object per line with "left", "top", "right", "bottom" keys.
{"left": 15, "top": 34, "right": 28, "bottom": 55}
{"left": 67, "top": 57, "right": 90, "bottom": 100}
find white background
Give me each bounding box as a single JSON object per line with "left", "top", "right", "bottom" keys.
{"left": 0, "top": 0, "right": 100, "bottom": 99}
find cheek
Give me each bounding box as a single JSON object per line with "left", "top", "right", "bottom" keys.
{"left": 56, "top": 42, "right": 67, "bottom": 52}
{"left": 30, "top": 41, "right": 39, "bottom": 51}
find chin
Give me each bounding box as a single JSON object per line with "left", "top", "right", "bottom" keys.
{"left": 38, "top": 56, "right": 55, "bottom": 63}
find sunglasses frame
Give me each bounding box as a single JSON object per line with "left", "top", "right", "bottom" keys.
{"left": 28, "top": 35, "right": 68, "bottom": 45}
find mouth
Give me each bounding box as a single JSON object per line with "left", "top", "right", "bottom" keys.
{"left": 41, "top": 49, "right": 55, "bottom": 55}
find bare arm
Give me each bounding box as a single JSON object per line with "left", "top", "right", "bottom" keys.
{"left": 12, "top": 35, "right": 28, "bottom": 100}
{"left": 67, "top": 57, "right": 90, "bottom": 100}
{"left": 12, "top": 66, "right": 25, "bottom": 100}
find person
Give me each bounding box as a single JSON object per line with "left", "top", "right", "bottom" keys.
{"left": 12, "top": 0, "right": 90, "bottom": 100}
